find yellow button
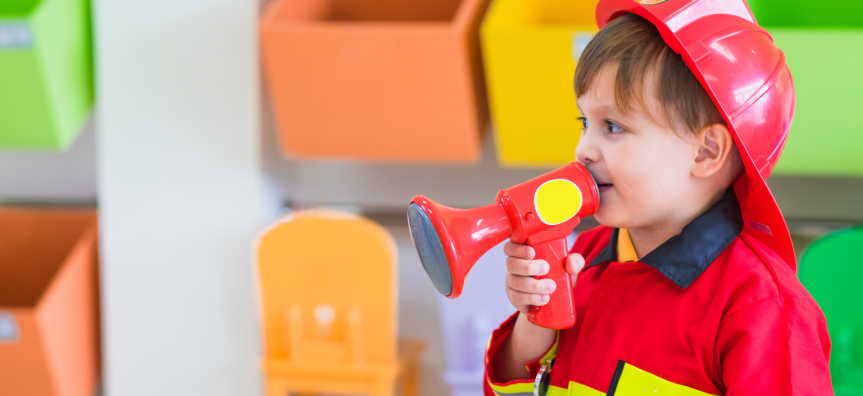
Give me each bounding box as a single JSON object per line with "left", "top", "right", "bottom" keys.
{"left": 534, "top": 179, "right": 583, "bottom": 225}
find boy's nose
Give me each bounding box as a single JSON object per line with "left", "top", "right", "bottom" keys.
{"left": 575, "top": 132, "right": 600, "bottom": 165}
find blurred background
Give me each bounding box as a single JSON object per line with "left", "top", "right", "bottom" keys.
{"left": 0, "top": 0, "right": 861, "bottom": 395}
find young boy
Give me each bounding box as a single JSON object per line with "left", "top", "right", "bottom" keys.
{"left": 485, "top": 0, "right": 834, "bottom": 395}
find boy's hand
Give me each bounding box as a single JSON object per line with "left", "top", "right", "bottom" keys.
{"left": 503, "top": 240, "right": 586, "bottom": 315}
{"left": 494, "top": 241, "right": 586, "bottom": 382}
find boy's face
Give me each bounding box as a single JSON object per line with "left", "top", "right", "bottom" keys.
{"left": 575, "top": 66, "right": 700, "bottom": 231}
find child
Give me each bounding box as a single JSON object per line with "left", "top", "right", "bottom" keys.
{"left": 484, "top": 1, "right": 834, "bottom": 395}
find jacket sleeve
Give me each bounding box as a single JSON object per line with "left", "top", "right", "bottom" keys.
{"left": 484, "top": 312, "right": 559, "bottom": 396}
{"left": 715, "top": 295, "right": 834, "bottom": 395}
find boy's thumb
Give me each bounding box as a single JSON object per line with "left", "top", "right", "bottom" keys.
{"left": 565, "top": 253, "right": 586, "bottom": 276}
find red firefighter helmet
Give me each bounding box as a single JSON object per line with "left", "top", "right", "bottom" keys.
{"left": 594, "top": 0, "right": 797, "bottom": 268}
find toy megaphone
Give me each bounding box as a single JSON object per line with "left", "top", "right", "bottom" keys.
{"left": 408, "top": 162, "right": 599, "bottom": 329}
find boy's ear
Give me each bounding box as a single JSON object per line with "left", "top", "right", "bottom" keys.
{"left": 692, "top": 123, "right": 734, "bottom": 178}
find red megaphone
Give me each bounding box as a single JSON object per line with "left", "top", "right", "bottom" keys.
{"left": 408, "top": 162, "right": 599, "bottom": 329}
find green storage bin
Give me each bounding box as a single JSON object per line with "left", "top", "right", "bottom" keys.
{"left": 798, "top": 227, "right": 863, "bottom": 395}
{"left": 0, "top": 0, "right": 93, "bottom": 150}
{"left": 750, "top": 0, "right": 863, "bottom": 176}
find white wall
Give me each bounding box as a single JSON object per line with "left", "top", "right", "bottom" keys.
{"left": 94, "top": 0, "right": 278, "bottom": 395}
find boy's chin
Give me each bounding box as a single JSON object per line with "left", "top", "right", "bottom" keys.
{"left": 593, "top": 208, "right": 629, "bottom": 230}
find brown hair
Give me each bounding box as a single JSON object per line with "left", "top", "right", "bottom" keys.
{"left": 574, "top": 13, "right": 724, "bottom": 134}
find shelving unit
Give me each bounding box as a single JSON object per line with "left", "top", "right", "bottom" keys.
{"left": 0, "top": 1, "right": 860, "bottom": 395}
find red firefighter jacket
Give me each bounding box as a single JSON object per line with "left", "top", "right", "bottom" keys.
{"left": 484, "top": 190, "right": 834, "bottom": 395}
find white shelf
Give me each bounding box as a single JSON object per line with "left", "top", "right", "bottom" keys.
{"left": 260, "top": 96, "right": 863, "bottom": 222}
{"left": 0, "top": 117, "right": 97, "bottom": 204}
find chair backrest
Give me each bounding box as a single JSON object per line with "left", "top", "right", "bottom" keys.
{"left": 798, "top": 226, "right": 863, "bottom": 383}
{"left": 256, "top": 210, "right": 397, "bottom": 366}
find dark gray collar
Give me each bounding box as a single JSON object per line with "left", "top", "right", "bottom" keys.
{"left": 585, "top": 189, "right": 743, "bottom": 289}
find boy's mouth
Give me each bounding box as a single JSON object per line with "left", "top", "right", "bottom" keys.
{"left": 597, "top": 183, "right": 613, "bottom": 193}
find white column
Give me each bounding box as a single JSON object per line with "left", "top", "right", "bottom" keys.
{"left": 94, "top": 0, "right": 278, "bottom": 394}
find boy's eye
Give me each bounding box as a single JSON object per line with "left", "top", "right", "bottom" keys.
{"left": 577, "top": 117, "right": 588, "bottom": 130}
{"left": 606, "top": 120, "right": 625, "bottom": 134}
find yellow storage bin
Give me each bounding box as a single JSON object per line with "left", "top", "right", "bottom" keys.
{"left": 482, "top": 0, "right": 598, "bottom": 167}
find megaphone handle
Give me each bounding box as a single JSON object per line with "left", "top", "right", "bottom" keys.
{"left": 526, "top": 237, "right": 576, "bottom": 329}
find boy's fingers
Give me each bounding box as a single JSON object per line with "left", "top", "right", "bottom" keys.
{"left": 507, "top": 288, "right": 550, "bottom": 307}
{"left": 506, "top": 257, "right": 549, "bottom": 276}
{"left": 507, "top": 273, "right": 556, "bottom": 294}
{"left": 565, "top": 253, "right": 586, "bottom": 276}
{"left": 504, "top": 241, "right": 535, "bottom": 260}
{"left": 504, "top": 286, "right": 527, "bottom": 312}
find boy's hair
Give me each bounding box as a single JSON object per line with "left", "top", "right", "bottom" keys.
{"left": 575, "top": 13, "right": 724, "bottom": 135}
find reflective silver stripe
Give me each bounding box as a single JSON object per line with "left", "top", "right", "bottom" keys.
{"left": 534, "top": 364, "right": 550, "bottom": 396}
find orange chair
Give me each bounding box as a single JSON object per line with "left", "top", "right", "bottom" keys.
{"left": 255, "top": 210, "right": 424, "bottom": 396}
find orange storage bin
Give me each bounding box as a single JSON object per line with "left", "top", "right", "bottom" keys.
{"left": 0, "top": 209, "right": 99, "bottom": 396}
{"left": 261, "top": 0, "right": 490, "bottom": 163}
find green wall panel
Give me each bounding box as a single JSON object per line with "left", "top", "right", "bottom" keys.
{"left": 751, "top": 0, "right": 863, "bottom": 177}
{"left": 770, "top": 31, "right": 863, "bottom": 176}
{"left": 750, "top": 0, "right": 863, "bottom": 28}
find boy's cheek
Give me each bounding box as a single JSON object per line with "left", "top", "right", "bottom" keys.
{"left": 594, "top": 183, "right": 656, "bottom": 229}
{"left": 594, "top": 192, "right": 629, "bottom": 228}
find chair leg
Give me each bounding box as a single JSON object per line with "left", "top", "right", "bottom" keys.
{"left": 371, "top": 380, "right": 395, "bottom": 396}
{"left": 266, "top": 377, "right": 289, "bottom": 396}
{"left": 401, "top": 358, "right": 420, "bottom": 396}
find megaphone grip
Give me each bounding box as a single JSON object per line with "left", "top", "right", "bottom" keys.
{"left": 526, "top": 237, "right": 576, "bottom": 329}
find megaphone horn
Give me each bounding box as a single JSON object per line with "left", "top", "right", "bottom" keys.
{"left": 408, "top": 162, "right": 599, "bottom": 329}
{"left": 408, "top": 198, "right": 511, "bottom": 298}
